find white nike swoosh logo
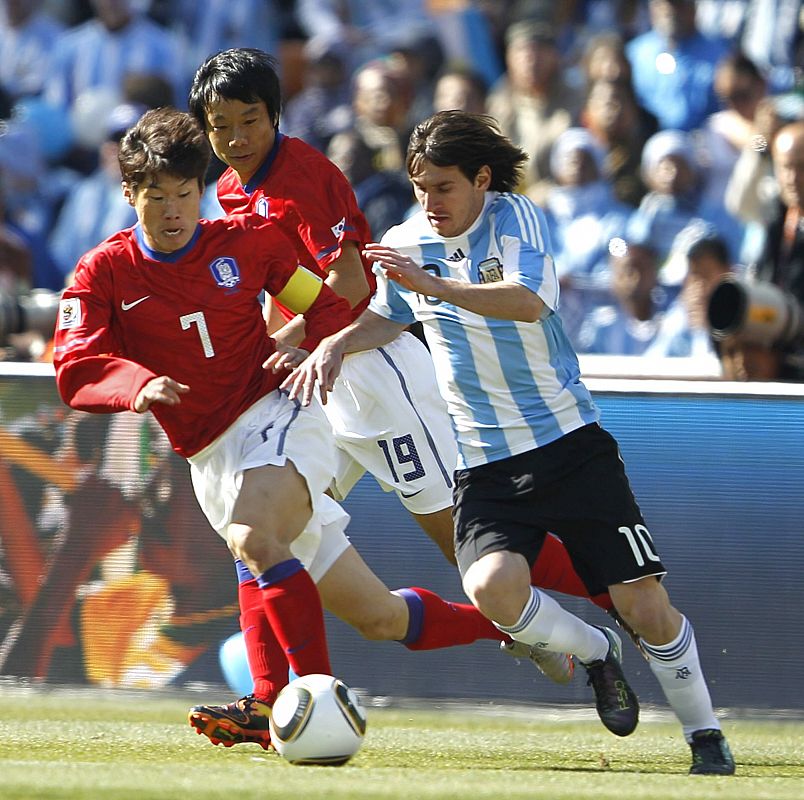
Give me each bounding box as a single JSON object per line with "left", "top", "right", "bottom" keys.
{"left": 121, "top": 296, "right": 151, "bottom": 311}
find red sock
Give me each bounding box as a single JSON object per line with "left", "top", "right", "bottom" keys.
{"left": 258, "top": 559, "right": 332, "bottom": 676}
{"left": 532, "top": 534, "right": 613, "bottom": 611}
{"left": 397, "top": 587, "right": 505, "bottom": 650}
{"left": 238, "top": 576, "right": 289, "bottom": 704}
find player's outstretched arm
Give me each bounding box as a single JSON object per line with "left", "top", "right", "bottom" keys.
{"left": 282, "top": 309, "right": 407, "bottom": 406}
{"left": 364, "top": 243, "right": 545, "bottom": 322}
{"left": 133, "top": 376, "right": 190, "bottom": 413}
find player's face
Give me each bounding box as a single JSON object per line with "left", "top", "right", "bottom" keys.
{"left": 203, "top": 97, "right": 276, "bottom": 185}
{"left": 410, "top": 161, "right": 490, "bottom": 239}
{"left": 126, "top": 173, "right": 202, "bottom": 253}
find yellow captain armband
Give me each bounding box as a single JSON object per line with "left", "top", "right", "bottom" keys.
{"left": 275, "top": 266, "right": 323, "bottom": 313}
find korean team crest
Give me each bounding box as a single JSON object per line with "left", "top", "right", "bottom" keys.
{"left": 255, "top": 198, "right": 270, "bottom": 218}
{"left": 209, "top": 257, "right": 241, "bottom": 289}
{"left": 58, "top": 298, "right": 82, "bottom": 329}
{"left": 478, "top": 257, "right": 503, "bottom": 283}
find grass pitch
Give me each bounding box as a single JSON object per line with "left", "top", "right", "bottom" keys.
{"left": 0, "top": 688, "right": 802, "bottom": 800}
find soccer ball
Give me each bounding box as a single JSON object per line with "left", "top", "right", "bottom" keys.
{"left": 269, "top": 674, "right": 367, "bottom": 766}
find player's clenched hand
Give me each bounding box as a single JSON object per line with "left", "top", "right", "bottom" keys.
{"left": 363, "top": 243, "right": 439, "bottom": 295}
{"left": 263, "top": 342, "right": 309, "bottom": 373}
{"left": 281, "top": 336, "right": 346, "bottom": 406}
{"left": 134, "top": 376, "right": 190, "bottom": 412}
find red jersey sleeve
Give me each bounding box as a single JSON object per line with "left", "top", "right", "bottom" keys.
{"left": 284, "top": 156, "right": 372, "bottom": 272}
{"left": 53, "top": 253, "right": 157, "bottom": 412}
{"left": 256, "top": 222, "right": 352, "bottom": 351}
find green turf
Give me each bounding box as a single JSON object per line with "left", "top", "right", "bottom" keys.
{"left": 0, "top": 690, "right": 802, "bottom": 800}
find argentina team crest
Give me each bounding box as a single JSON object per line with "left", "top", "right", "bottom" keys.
{"left": 478, "top": 257, "right": 503, "bottom": 283}
{"left": 209, "top": 256, "right": 241, "bottom": 290}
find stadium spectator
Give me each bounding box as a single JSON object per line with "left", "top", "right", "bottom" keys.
{"left": 576, "top": 238, "right": 663, "bottom": 355}
{"left": 697, "top": 52, "right": 768, "bottom": 216}
{"left": 432, "top": 63, "right": 489, "bottom": 115}
{"left": 744, "top": 121, "right": 804, "bottom": 381}
{"left": 323, "top": 57, "right": 416, "bottom": 235}
{"left": 542, "top": 126, "right": 633, "bottom": 344}
{"left": 169, "top": 0, "right": 282, "bottom": 84}
{"left": 580, "top": 30, "right": 637, "bottom": 87}
{"left": 581, "top": 78, "right": 654, "bottom": 207}
{"left": 626, "top": 129, "right": 735, "bottom": 286}
{"left": 725, "top": 92, "right": 804, "bottom": 262}
{"left": 645, "top": 229, "right": 733, "bottom": 358}
{"left": 286, "top": 110, "right": 736, "bottom": 776}
{"left": 282, "top": 36, "right": 352, "bottom": 153}
{"left": 386, "top": 29, "right": 445, "bottom": 133}
{"left": 43, "top": 0, "right": 183, "bottom": 114}
{"left": 739, "top": 0, "right": 802, "bottom": 94}
{"left": 0, "top": 118, "right": 62, "bottom": 291}
{"left": 346, "top": 58, "right": 414, "bottom": 175}
{"left": 0, "top": 0, "right": 65, "bottom": 100}
{"left": 625, "top": 0, "right": 732, "bottom": 131}
{"left": 48, "top": 102, "right": 143, "bottom": 284}
{"left": 487, "top": 19, "right": 583, "bottom": 200}
{"left": 295, "top": 0, "right": 436, "bottom": 75}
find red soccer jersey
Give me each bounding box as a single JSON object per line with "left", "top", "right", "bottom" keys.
{"left": 217, "top": 133, "right": 377, "bottom": 322}
{"left": 53, "top": 214, "right": 351, "bottom": 457}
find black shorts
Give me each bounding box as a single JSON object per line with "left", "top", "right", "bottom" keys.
{"left": 452, "top": 423, "right": 666, "bottom": 595}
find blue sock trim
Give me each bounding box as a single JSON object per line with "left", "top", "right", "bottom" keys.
{"left": 495, "top": 587, "right": 541, "bottom": 635}
{"left": 234, "top": 559, "right": 255, "bottom": 584}
{"left": 396, "top": 588, "right": 424, "bottom": 646}
{"left": 640, "top": 616, "right": 692, "bottom": 663}
{"left": 256, "top": 558, "right": 304, "bottom": 589}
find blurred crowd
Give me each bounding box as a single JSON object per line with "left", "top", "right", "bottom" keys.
{"left": 0, "top": 0, "right": 802, "bottom": 378}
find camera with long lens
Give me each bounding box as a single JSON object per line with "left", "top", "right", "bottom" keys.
{"left": 707, "top": 276, "right": 804, "bottom": 347}
{"left": 0, "top": 288, "right": 62, "bottom": 347}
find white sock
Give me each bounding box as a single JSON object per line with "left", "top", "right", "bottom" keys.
{"left": 640, "top": 616, "right": 720, "bottom": 741}
{"left": 495, "top": 586, "right": 609, "bottom": 663}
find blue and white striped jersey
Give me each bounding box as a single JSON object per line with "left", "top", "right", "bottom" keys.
{"left": 370, "top": 191, "right": 599, "bottom": 469}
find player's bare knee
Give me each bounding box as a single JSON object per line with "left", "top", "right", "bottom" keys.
{"left": 226, "top": 523, "right": 279, "bottom": 570}
{"left": 610, "top": 578, "right": 679, "bottom": 641}
{"left": 462, "top": 572, "right": 509, "bottom": 621}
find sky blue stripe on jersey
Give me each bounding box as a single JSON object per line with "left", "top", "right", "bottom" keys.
{"left": 432, "top": 314, "right": 512, "bottom": 461}
{"left": 376, "top": 346, "right": 453, "bottom": 489}
{"left": 505, "top": 193, "right": 548, "bottom": 252}
{"left": 487, "top": 316, "right": 564, "bottom": 444}
{"left": 541, "top": 314, "right": 600, "bottom": 421}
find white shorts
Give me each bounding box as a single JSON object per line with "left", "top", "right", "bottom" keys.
{"left": 322, "top": 332, "right": 457, "bottom": 515}
{"left": 188, "top": 390, "right": 350, "bottom": 582}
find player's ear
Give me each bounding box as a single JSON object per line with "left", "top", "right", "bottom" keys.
{"left": 122, "top": 182, "right": 135, "bottom": 207}
{"left": 475, "top": 165, "right": 492, "bottom": 191}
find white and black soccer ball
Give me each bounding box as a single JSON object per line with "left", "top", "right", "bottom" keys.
{"left": 269, "top": 674, "right": 367, "bottom": 766}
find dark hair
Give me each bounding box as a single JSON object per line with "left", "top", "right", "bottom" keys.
{"left": 406, "top": 110, "right": 527, "bottom": 192}
{"left": 716, "top": 51, "right": 765, "bottom": 84}
{"left": 188, "top": 48, "right": 282, "bottom": 131}
{"left": 118, "top": 107, "right": 210, "bottom": 190}
{"left": 687, "top": 235, "right": 730, "bottom": 265}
